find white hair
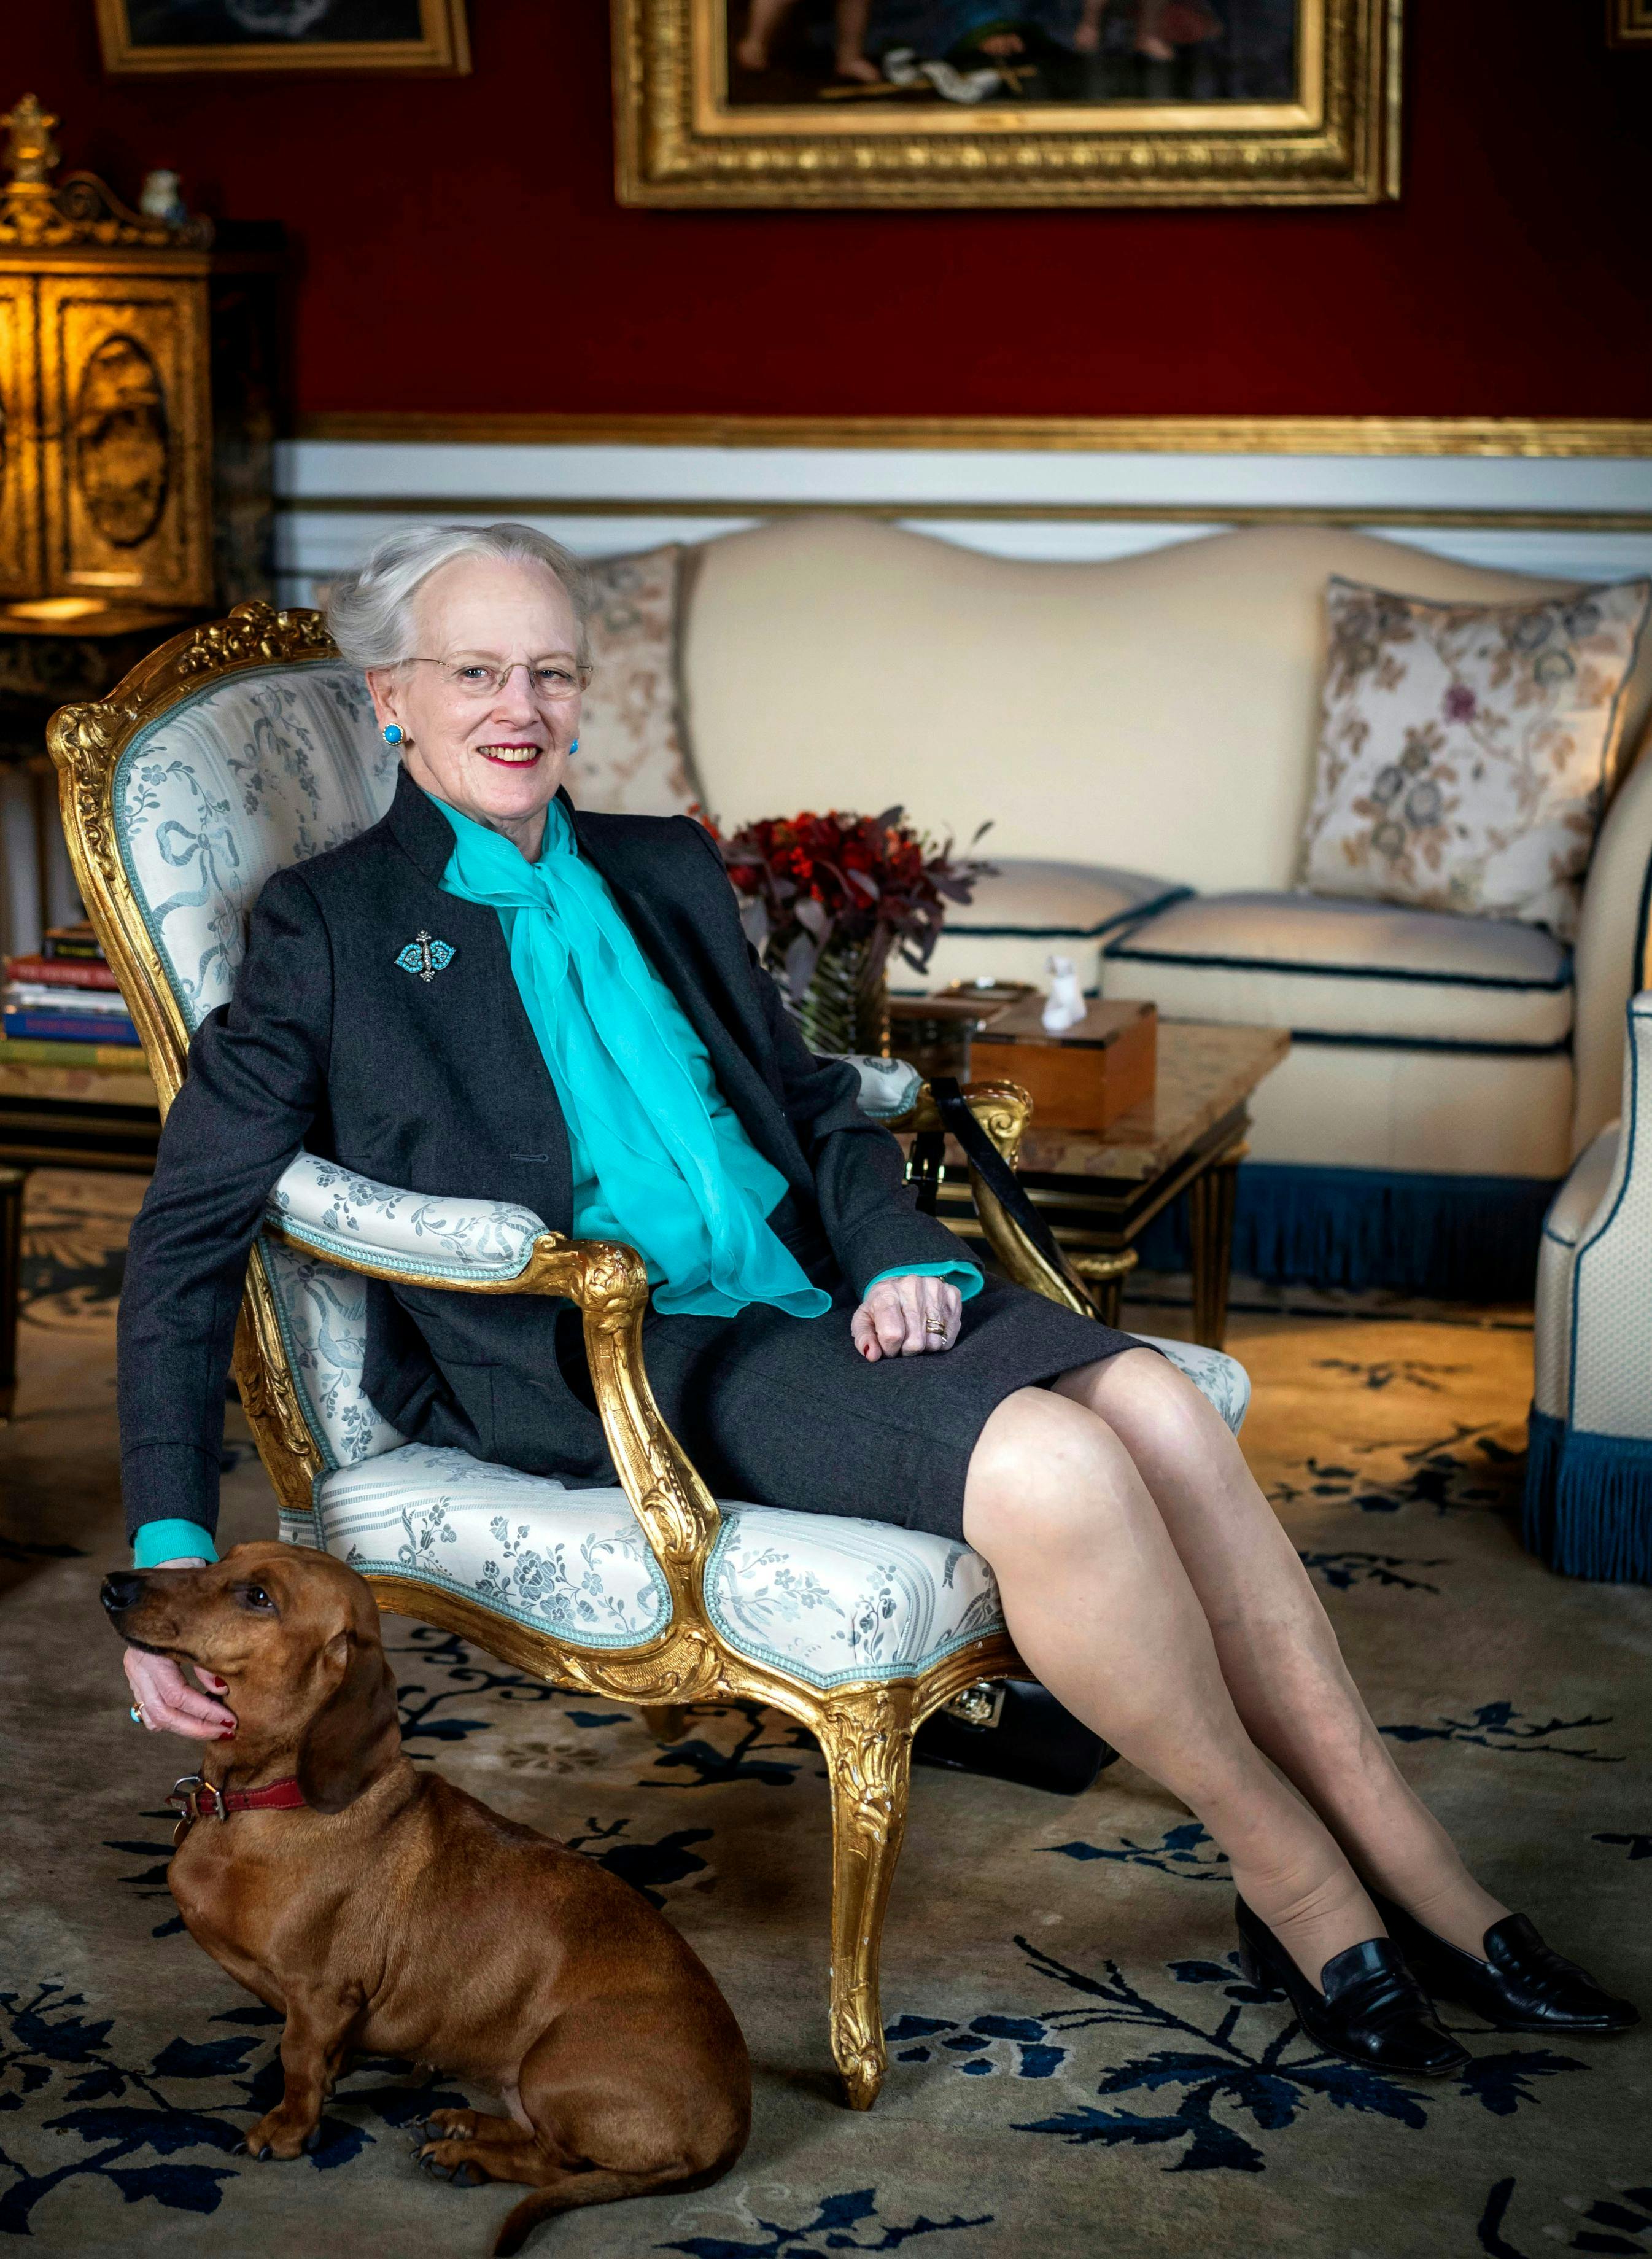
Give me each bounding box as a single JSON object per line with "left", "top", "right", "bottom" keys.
{"left": 322, "top": 521, "right": 593, "bottom": 672}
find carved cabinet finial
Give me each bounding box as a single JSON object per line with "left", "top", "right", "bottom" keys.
{"left": 2, "top": 93, "right": 60, "bottom": 190}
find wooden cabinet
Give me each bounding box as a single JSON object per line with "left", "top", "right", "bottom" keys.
{"left": 0, "top": 93, "right": 274, "bottom": 618}
{"left": 14, "top": 263, "right": 212, "bottom": 608}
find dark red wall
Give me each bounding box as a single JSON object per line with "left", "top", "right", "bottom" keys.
{"left": 8, "top": 4, "right": 1651, "bottom": 421}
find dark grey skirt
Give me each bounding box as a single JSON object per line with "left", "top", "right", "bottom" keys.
{"left": 616, "top": 1197, "right": 1142, "bottom": 1542}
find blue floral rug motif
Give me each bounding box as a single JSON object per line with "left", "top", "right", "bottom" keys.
{"left": 1, "top": 1180, "right": 1647, "bottom": 2256}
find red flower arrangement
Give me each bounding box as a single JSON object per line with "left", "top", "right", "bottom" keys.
{"left": 707, "top": 807, "right": 994, "bottom": 1003}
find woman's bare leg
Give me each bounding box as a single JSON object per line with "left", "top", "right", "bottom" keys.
{"left": 1058, "top": 1350, "right": 1509, "bottom": 1955}
{"left": 963, "top": 1388, "right": 1384, "bottom": 1986}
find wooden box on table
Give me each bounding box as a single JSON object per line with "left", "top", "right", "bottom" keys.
{"left": 973, "top": 997, "right": 1157, "bottom": 1131}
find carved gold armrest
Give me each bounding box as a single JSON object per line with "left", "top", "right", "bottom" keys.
{"left": 262, "top": 1211, "right": 721, "bottom": 1630}
{"left": 899, "top": 1077, "right": 1096, "bottom": 1319}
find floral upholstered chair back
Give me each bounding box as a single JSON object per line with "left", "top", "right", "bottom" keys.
{"left": 111, "top": 655, "right": 409, "bottom": 1476}
{"left": 118, "top": 664, "right": 394, "bottom": 1024}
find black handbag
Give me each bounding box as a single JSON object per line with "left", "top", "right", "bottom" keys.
{"left": 915, "top": 1677, "right": 1119, "bottom": 1797}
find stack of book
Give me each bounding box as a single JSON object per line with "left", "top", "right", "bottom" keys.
{"left": 2, "top": 922, "right": 142, "bottom": 1065}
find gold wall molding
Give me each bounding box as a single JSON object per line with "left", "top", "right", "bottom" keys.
{"left": 280, "top": 495, "right": 1652, "bottom": 535}
{"left": 295, "top": 412, "right": 1652, "bottom": 458}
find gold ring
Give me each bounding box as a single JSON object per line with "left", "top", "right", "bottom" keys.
{"left": 923, "top": 1317, "right": 948, "bottom": 1335}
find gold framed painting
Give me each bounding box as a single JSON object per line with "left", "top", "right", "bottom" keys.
{"left": 613, "top": 0, "right": 1402, "bottom": 207}
{"left": 1608, "top": 0, "right": 1652, "bottom": 45}
{"left": 96, "top": 0, "right": 470, "bottom": 76}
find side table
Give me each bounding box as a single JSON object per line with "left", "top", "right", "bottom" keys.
{"left": 905, "top": 1022, "right": 1290, "bottom": 1350}
{"left": 0, "top": 1054, "right": 161, "bottom": 1420}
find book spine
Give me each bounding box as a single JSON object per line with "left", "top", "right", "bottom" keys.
{"left": 5, "top": 985, "right": 133, "bottom": 1015}
{"left": 41, "top": 941, "right": 105, "bottom": 963}
{"left": 0, "top": 1036, "right": 152, "bottom": 1071}
{"left": 2, "top": 1009, "right": 140, "bottom": 1046}
{"left": 3, "top": 956, "right": 120, "bottom": 990}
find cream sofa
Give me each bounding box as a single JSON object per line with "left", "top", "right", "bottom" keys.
{"left": 670, "top": 517, "right": 1652, "bottom": 1296}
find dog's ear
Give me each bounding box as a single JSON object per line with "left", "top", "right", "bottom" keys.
{"left": 296, "top": 1632, "right": 401, "bottom": 1814}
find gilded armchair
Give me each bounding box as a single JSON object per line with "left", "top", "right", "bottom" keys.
{"left": 50, "top": 603, "right": 1251, "bottom": 2109}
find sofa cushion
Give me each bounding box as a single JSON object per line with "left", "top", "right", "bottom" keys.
{"left": 1102, "top": 891, "right": 1573, "bottom": 1048}
{"left": 918, "top": 859, "right": 1189, "bottom": 993}
{"left": 565, "top": 544, "right": 702, "bottom": 818}
{"left": 682, "top": 519, "right": 1652, "bottom": 899}
{"left": 1300, "top": 575, "right": 1651, "bottom": 941}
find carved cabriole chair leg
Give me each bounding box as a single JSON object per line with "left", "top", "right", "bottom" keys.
{"left": 815, "top": 1679, "right": 917, "bottom": 2111}
{"left": 640, "top": 1704, "right": 691, "bottom": 1743}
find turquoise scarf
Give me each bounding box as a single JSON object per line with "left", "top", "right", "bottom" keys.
{"left": 433, "top": 794, "right": 831, "bottom": 1320}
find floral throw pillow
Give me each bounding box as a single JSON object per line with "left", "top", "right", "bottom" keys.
{"left": 1299, "top": 574, "right": 1651, "bottom": 938}
{"left": 565, "top": 544, "right": 702, "bottom": 817}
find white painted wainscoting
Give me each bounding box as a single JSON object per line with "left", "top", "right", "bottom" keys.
{"left": 274, "top": 438, "right": 1652, "bottom": 600}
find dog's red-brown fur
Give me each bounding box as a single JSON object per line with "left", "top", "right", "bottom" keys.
{"left": 103, "top": 1543, "right": 750, "bottom": 2253}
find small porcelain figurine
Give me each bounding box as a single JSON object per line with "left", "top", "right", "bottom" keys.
{"left": 139, "top": 169, "right": 187, "bottom": 227}
{"left": 1042, "top": 952, "right": 1087, "bottom": 1033}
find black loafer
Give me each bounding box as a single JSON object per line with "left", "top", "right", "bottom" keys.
{"left": 1371, "top": 1894, "right": 1640, "bottom": 2035}
{"left": 1235, "top": 1897, "right": 1469, "bottom": 2078}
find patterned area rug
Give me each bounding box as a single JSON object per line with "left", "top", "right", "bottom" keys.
{"left": 2, "top": 1172, "right": 1648, "bottom": 2258}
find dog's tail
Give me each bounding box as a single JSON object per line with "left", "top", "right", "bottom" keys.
{"left": 493, "top": 2162, "right": 726, "bottom": 2256}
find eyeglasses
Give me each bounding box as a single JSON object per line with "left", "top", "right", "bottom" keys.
{"left": 403, "top": 657, "right": 592, "bottom": 702}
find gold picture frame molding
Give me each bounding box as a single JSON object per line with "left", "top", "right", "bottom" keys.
{"left": 296, "top": 411, "right": 1652, "bottom": 459}
{"left": 95, "top": 0, "right": 471, "bottom": 76}
{"left": 691, "top": 0, "right": 1325, "bottom": 136}
{"left": 615, "top": 0, "right": 1399, "bottom": 206}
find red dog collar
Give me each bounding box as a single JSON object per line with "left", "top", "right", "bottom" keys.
{"left": 169, "top": 1773, "right": 306, "bottom": 1841}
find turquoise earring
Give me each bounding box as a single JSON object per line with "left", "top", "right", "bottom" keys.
{"left": 570, "top": 738, "right": 579, "bottom": 754}
{"left": 382, "top": 723, "right": 403, "bottom": 747}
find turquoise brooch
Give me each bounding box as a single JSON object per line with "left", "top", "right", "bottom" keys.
{"left": 395, "top": 930, "right": 456, "bottom": 984}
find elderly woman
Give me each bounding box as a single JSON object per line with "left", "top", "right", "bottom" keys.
{"left": 118, "top": 523, "right": 1633, "bottom": 2073}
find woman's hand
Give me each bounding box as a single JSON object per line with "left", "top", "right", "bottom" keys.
{"left": 851, "top": 1275, "right": 963, "bottom": 1361}
{"left": 123, "top": 1557, "right": 236, "bottom": 1741}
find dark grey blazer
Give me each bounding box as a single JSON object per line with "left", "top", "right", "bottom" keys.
{"left": 117, "top": 768, "right": 968, "bottom": 1540}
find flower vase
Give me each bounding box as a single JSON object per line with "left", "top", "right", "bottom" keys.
{"left": 794, "top": 935, "right": 891, "bottom": 1058}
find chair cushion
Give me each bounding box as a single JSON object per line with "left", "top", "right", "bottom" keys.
{"left": 1103, "top": 890, "right": 1573, "bottom": 1049}
{"left": 284, "top": 1334, "right": 1248, "bottom": 1689}
{"left": 1299, "top": 575, "right": 1651, "bottom": 941}
{"left": 114, "top": 659, "right": 393, "bottom": 1031}
{"left": 920, "top": 859, "right": 1189, "bottom": 994}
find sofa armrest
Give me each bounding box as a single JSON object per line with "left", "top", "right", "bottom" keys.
{"left": 262, "top": 1154, "right": 722, "bottom": 1634}
{"left": 1564, "top": 993, "right": 1652, "bottom": 1438}
{"left": 1573, "top": 744, "right": 1652, "bottom": 1153}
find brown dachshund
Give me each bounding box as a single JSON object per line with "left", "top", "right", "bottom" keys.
{"left": 101, "top": 1542, "right": 750, "bottom": 2254}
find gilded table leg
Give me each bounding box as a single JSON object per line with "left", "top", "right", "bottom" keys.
{"left": 1187, "top": 1138, "right": 1247, "bottom": 1350}
{"left": 0, "top": 1167, "right": 25, "bottom": 1425}
{"left": 815, "top": 1681, "right": 916, "bottom": 2110}
{"left": 640, "top": 1704, "right": 690, "bottom": 1744}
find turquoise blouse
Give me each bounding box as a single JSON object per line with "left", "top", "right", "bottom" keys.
{"left": 129, "top": 791, "right": 979, "bottom": 1566}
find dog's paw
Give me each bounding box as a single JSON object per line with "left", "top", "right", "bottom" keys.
{"left": 422, "top": 2109, "right": 478, "bottom": 2143}
{"left": 239, "top": 2112, "right": 316, "bottom": 2161}
{"left": 417, "top": 2139, "right": 489, "bottom": 2187}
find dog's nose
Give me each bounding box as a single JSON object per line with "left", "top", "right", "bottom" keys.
{"left": 101, "top": 1571, "right": 147, "bottom": 1616}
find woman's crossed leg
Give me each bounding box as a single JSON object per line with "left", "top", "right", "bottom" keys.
{"left": 961, "top": 1349, "right": 1507, "bottom": 1990}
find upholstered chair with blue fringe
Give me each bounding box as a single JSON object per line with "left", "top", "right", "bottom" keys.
{"left": 50, "top": 602, "right": 1253, "bottom": 2109}
{"left": 1525, "top": 992, "right": 1652, "bottom": 1582}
